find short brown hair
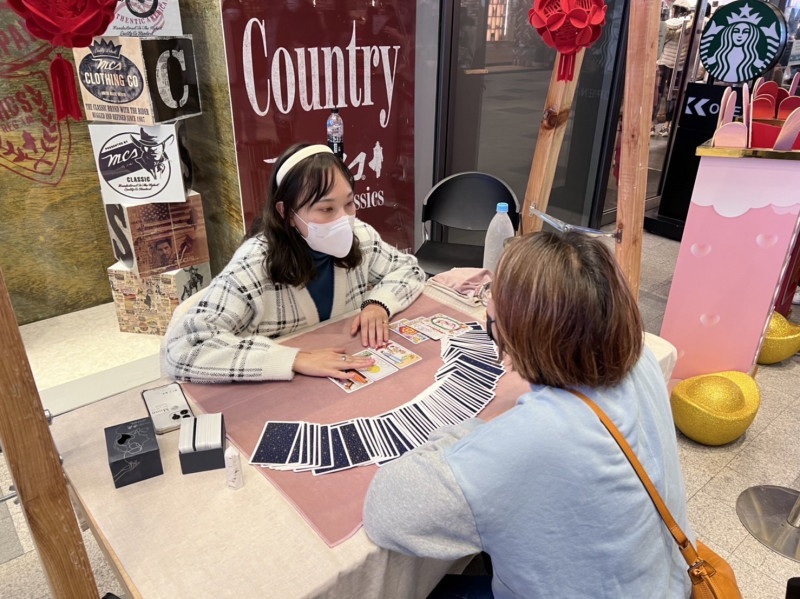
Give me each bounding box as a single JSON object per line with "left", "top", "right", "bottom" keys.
{"left": 492, "top": 232, "right": 643, "bottom": 388}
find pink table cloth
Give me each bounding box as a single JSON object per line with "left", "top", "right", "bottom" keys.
{"left": 182, "top": 294, "right": 530, "bottom": 547}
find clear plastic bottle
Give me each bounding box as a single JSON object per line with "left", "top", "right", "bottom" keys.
{"left": 482, "top": 202, "right": 515, "bottom": 274}
{"left": 326, "top": 108, "right": 344, "bottom": 158}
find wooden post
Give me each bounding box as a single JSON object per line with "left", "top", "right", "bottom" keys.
{"left": 0, "top": 267, "right": 98, "bottom": 598}
{"left": 520, "top": 50, "right": 585, "bottom": 235}
{"left": 615, "top": 0, "right": 661, "bottom": 299}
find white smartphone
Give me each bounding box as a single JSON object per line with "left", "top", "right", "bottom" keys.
{"left": 142, "top": 382, "right": 194, "bottom": 434}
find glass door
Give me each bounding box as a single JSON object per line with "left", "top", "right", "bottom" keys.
{"left": 435, "top": 0, "right": 628, "bottom": 230}
{"left": 647, "top": 0, "right": 800, "bottom": 241}
{"left": 641, "top": 0, "right": 711, "bottom": 239}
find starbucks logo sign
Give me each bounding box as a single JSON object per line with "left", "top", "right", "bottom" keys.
{"left": 699, "top": 0, "right": 787, "bottom": 84}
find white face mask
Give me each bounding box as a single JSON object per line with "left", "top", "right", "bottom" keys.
{"left": 293, "top": 212, "right": 355, "bottom": 258}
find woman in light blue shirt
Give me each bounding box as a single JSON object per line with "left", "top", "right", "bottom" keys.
{"left": 364, "top": 232, "right": 694, "bottom": 598}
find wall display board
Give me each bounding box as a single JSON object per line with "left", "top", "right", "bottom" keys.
{"left": 645, "top": 83, "right": 743, "bottom": 241}
{"left": 699, "top": 0, "right": 787, "bottom": 84}
{"left": 789, "top": 39, "right": 800, "bottom": 69}
{"left": 219, "top": 1, "right": 417, "bottom": 252}
{"left": 0, "top": 4, "right": 115, "bottom": 324}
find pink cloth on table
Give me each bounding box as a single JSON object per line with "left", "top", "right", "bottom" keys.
{"left": 182, "top": 294, "right": 530, "bottom": 547}
{"left": 428, "top": 268, "right": 493, "bottom": 306}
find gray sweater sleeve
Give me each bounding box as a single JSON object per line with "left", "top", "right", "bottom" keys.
{"left": 363, "top": 419, "right": 484, "bottom": 559}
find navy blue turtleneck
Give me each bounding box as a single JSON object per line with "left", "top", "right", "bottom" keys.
{"left": 306, "top": 249, "right": 335, "bottom": 321}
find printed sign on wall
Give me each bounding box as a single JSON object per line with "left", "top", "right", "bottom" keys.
{"left": 90, "top": 122, "right": 186, "bottom": 205}
{"left": 106, "top": 0, "right": 184, "bottom": 37}
{"left": 74, "top": 36, "right": 201, "bottom": 125}
{"left": 220, "top": 1, "right": 416, "bottom": 251}
{"left": 104, "top": 190, "right": 209, "bottom": 276}
{"left": 699, "top": 0, "right": 787, "bottom": 84}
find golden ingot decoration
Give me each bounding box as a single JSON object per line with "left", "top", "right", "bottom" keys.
{"left": 758, "top": 311, "right": 800, "bottom": 365}
{"left": 670, "top": 371, "right": 760, "bottom": 446}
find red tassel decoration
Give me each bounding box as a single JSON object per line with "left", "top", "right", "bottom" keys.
{"left": 557, "top": 54, "right": 577, "bottom": 81}
{"left": 50, "top": 53, "right": 83, "bottom": 122}
{"left": 6, "top": 1, "right": 117, "bottom": 121}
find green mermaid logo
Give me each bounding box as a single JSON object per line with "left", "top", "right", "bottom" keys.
{"left": 699, "top": 0, "right": 787, "bottom": 84}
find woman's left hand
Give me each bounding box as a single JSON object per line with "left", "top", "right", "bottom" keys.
{"left": 351, "top": 303, "right": 391, "bottom": 348}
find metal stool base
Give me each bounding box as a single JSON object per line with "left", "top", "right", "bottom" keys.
{"left": 736, "top": 485, "right": 800, "bottom": 562}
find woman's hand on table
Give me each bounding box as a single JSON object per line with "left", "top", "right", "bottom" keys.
{"left": 292, "top": 347, "right": 375, "bottom": 379}
{"left": 351, "top": 304, "right": 391, "bottom": 347}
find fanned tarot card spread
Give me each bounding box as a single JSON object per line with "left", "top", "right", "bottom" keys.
{"left": 253, "top": 321, "right": 508, "bottom": 475}
{"left": 326, "top": 315, "right": 479, "bottom": 394}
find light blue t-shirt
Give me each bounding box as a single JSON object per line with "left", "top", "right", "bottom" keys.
{"left": 364, "top": 348, "right": 693, "bottom": 599}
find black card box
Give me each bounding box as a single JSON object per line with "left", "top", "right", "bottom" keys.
{"left": 104, "top": 417, "right": 164, "bottom": 488}
{"left": 178, "top": 445, "right": 225, "bottom": 474}
{"left": 178, "top": 417, "right": 226, "bottom": 475}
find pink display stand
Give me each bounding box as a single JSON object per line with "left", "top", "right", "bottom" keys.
{"left": 660, "top": 146, "right": 800, "bottom": 382}
{"left": 773, "top": 233, "right": 800, "bottom": 317}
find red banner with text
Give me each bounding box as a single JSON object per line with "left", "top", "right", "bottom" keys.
{"left": 221, "top": 1, "right": 416, "bottom": 251}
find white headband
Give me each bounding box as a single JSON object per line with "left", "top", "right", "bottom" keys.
{"left": 275, "top": 144, "right": 334, "bottom": 186}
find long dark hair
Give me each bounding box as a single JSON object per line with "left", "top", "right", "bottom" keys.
{"left": 248, "top": 143, "right": 362, "bottom": 287}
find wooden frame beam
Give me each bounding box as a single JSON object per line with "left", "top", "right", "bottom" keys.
{"left": 615, "top": 0, "right": 662, "bottom": 299}
{"left": 521, "top": 50, "right": 585, "bottom": 235}
{"left": 0, "top": 267, "right": 98, "bottom": 598}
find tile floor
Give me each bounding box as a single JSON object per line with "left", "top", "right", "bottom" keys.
{"left": 1, "top": 230, "right": 800, "bottom": 598}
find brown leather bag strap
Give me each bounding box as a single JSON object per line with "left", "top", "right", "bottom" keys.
{"left": 569, "top": 389, "right": 701, "bottom": 566}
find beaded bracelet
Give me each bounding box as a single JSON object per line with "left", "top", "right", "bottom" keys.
{"left": 360, "top": 299, "right": 390, "bottom": 318}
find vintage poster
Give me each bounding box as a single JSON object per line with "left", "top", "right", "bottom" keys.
{"left": 74, "top": 36, "right": 200, "bottom": 125}
{"left": 90, "top": 122, "right": 186, "bottom": 205}
{"left": 104, "top": 190, "right": 209, "bottom": 277}
{"left": 220, "top": 1, "right": 416, "bottom": 252}
{"left": 108, "top": 260, "right": 211, "bottom": 335}
{"left": 105, "top": 0, "right": 184, "bottom": 37}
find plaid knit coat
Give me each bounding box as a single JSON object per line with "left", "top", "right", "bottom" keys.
{"left": 164, "top": 219, "right": 425, "bottom": 383}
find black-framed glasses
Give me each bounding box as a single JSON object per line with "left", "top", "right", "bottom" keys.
{"left": 485, "top": 313, "right": 496, "bottom": 344}
{"left": 528, "top": 206, "right": 622, "bottom": 243}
